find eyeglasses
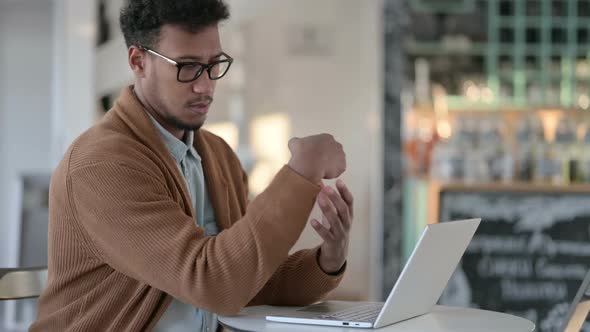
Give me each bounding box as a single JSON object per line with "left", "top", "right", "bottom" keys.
{"left": 139, "top": 46, "right": 233, "bottom": 83}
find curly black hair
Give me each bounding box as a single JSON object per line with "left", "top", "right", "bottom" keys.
{"left": 119, "top": 0, "right": 230, "bottom": 49}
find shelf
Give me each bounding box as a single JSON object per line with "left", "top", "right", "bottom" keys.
{"left": 411, "top": 103, "right": 587, "bottom": 115}
{"left": 430, "top": 180, "right": 590, "bottom": 193}
{"left": 404, "top": 40, "right": 590, "bottom": 58}
{"left": 496, "top": 17, "right": 590, "bottom": 28}
{"left": 443, "top": 96, "right": 584, "bottom": 111}
{"left": 406, "top": 40, "right": 590, "bottom": 57}
{"left": 405, "top": 40, "right": 487, "bottom": 56}
{"left": 497, "top": 71, "right": 590, "bottom": 81}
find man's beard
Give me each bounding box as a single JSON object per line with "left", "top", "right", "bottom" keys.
{"left": 165, "top": 96, "right": 212, "bottom": 132}
{"left": 166, "top": 113, "right": 205, "bottom": 131}
{"left": 164, "top": 95, "right": 213, "bottom": 131}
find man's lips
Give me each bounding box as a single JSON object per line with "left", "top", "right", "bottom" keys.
{"left": 187, "top": 102, "right": 210, "bottom": 114}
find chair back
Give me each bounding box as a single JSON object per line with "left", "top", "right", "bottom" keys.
{"left": 0, "top": 267, "right": 47, "bottom": 300}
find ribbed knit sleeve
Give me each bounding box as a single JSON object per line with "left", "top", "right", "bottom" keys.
{"left": 69, "top": 163, "right": 320, "bottom": 316}
{"left": 247, "top": 246, "right": 344, "bottom": 307}
{"left": 239, "top": 168, "right": 345, "bottom": 307}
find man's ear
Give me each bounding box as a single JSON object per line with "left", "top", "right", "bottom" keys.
{"left": 129, "top": 46, "right": 147, "bottom": 78}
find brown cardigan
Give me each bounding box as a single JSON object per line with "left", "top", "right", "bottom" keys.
{"left": 30, "top": 87, "right": 343, "bottom": 331}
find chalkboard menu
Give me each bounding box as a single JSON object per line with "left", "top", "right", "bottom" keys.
{"left": 437, "top": 189, "right": 590, "bottom": 332}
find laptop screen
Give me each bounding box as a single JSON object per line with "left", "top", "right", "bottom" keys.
{"left": 562, "top": 269, "right": 590, "bottom": 332}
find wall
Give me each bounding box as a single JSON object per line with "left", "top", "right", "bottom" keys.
{"left": 237, "top": 0, "right": 383, "bottom": 300}
{"left": 0, "top": 0, "right": 54, "bottom": 267}
{"left": 51, "top": 0, "right": 97, "bottom": 160}
{"left": 0, "top": 2, "right": 5, "bottom": 267}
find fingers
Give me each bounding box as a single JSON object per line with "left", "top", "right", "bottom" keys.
{"left": 336, "top": 179, "right": 354, "bottom": 219}
{"left": 311, "top": 218, "right": 334, "bottom": 242}
{"left": 318, "top": 190, "right": 346, "bottom": 237}
{"left": 323, "top": 186, "right": 350, "bottom": 231}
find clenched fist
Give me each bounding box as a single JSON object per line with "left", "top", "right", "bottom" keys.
{"left": 287, "top": 134, "right": 346, "bottom": 184}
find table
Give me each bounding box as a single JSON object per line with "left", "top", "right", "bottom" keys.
{"left": 219, "top": 304, "right": 535, "bottom": 332}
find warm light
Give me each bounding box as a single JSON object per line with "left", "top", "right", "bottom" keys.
{"left": 464, "top": 81, "right": 480, "bottom": 101}
{"left": 250, "top": 113, "right": 291, "bottom": 162}
{"left": 203, "top": 122, "right": 239, "bottom": 150}
{"left": 575, "top": 61, "right": 590, "bottom": 78}
{"left": 247, "top": 113, "right": 292, "bottom": 195}
{"left": 538, "top": 110, "right": 562, "bottom": 142}
{"left": 248, "top": 161, "right": 274, "bottom": 195}
{"left": 432, "top": 85, "right": 448, "bottom": 115}
{"left": 437, "top": 120, "right": 452, "bottom": 139}
{"left": 577, "top": 123, "right": 587, "bottom": 141}
{"left": 417, "top": 118, "right": 433, "bottom": 141}
{"left": 466, "top": 86, "right": 480, "bottom": 101}
{"left": 462, "top": 80, "right": 476, "bottom": 92}
{"left": 579, "top": 94, "right": 590, "bottom": 110}
{"left": 481, "top": 87, "right": 494, "bottom": 104}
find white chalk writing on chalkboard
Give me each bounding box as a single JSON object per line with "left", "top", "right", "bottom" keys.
{"left": 501, "top": 279, "right": 568, "bottom": 301}
{"left": 467, "top": 233, "right": 590, "bottom": 257}
{"left": 474, "top": 256, "right": 588, "bottom": 280}
{"left": 441, "top": 194, "right": 590, "bottom": 232}
{"left": 467, "top": 235, "right": 528, "bottom": 254}
{"left": 536, "top": 258, "right": 588, "bottom": 280}
{"left": 477, "top": 256, "right": 533, "bottom": 278}
{"left": 545, "top": 239, "right": 590, "bottom": 257}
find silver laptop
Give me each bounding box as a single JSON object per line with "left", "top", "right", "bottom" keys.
{"left": 266, "top": 218, "right": 481, "bottom": 329}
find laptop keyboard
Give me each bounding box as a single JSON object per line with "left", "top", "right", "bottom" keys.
{"left": 319, "top": 303, "right": 383, "bottom": 322}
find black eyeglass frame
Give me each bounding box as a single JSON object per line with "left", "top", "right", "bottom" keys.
{"left": 139, "top": 46, "right": 234, "bottom": 83}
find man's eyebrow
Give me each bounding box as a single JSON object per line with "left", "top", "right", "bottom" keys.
{"left": 177, "top": 52, "right": 224, "bottom": 61}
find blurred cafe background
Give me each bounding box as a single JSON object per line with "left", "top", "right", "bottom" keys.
{"left": 1, "top": 0, "right": 590, "bottom": 331}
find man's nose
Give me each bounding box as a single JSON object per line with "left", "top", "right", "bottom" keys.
{"left": 191, "top": 71, "right": 214, "bottom": 95}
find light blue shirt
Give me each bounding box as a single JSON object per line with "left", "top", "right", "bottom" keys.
{"left": 146, "top": 112, "right": 219, "bottom": 332}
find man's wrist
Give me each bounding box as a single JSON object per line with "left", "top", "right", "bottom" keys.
{"left": 317, "top": 248, "right": 346, "bottom": 275}
{"left": 287, "top": 159, "right": 321, "bottom": 184}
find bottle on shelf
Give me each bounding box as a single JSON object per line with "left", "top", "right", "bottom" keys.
{"left": 532, "top": 115, "right": 561, "bottom": 184}
{"left": 515, "top": 115, "right": 536, "bottom": 182}
{"left": 480, "top": 116, "right": 514, "bottom": 183}
{"left": 553, "top": 118, "right": 578, "bottom": 183}
{"left": 430, "top": 117, "right": 464, "bottom": 182}
{"left": 578, "top": 120, "right": 590, "bottom": 183}
{"left": 461, "top": 117, "right": 484, "bottom": 183}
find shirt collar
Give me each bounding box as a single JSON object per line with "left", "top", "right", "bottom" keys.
{"left": 144, "top": 110, "right": 201, "bottom": 163}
